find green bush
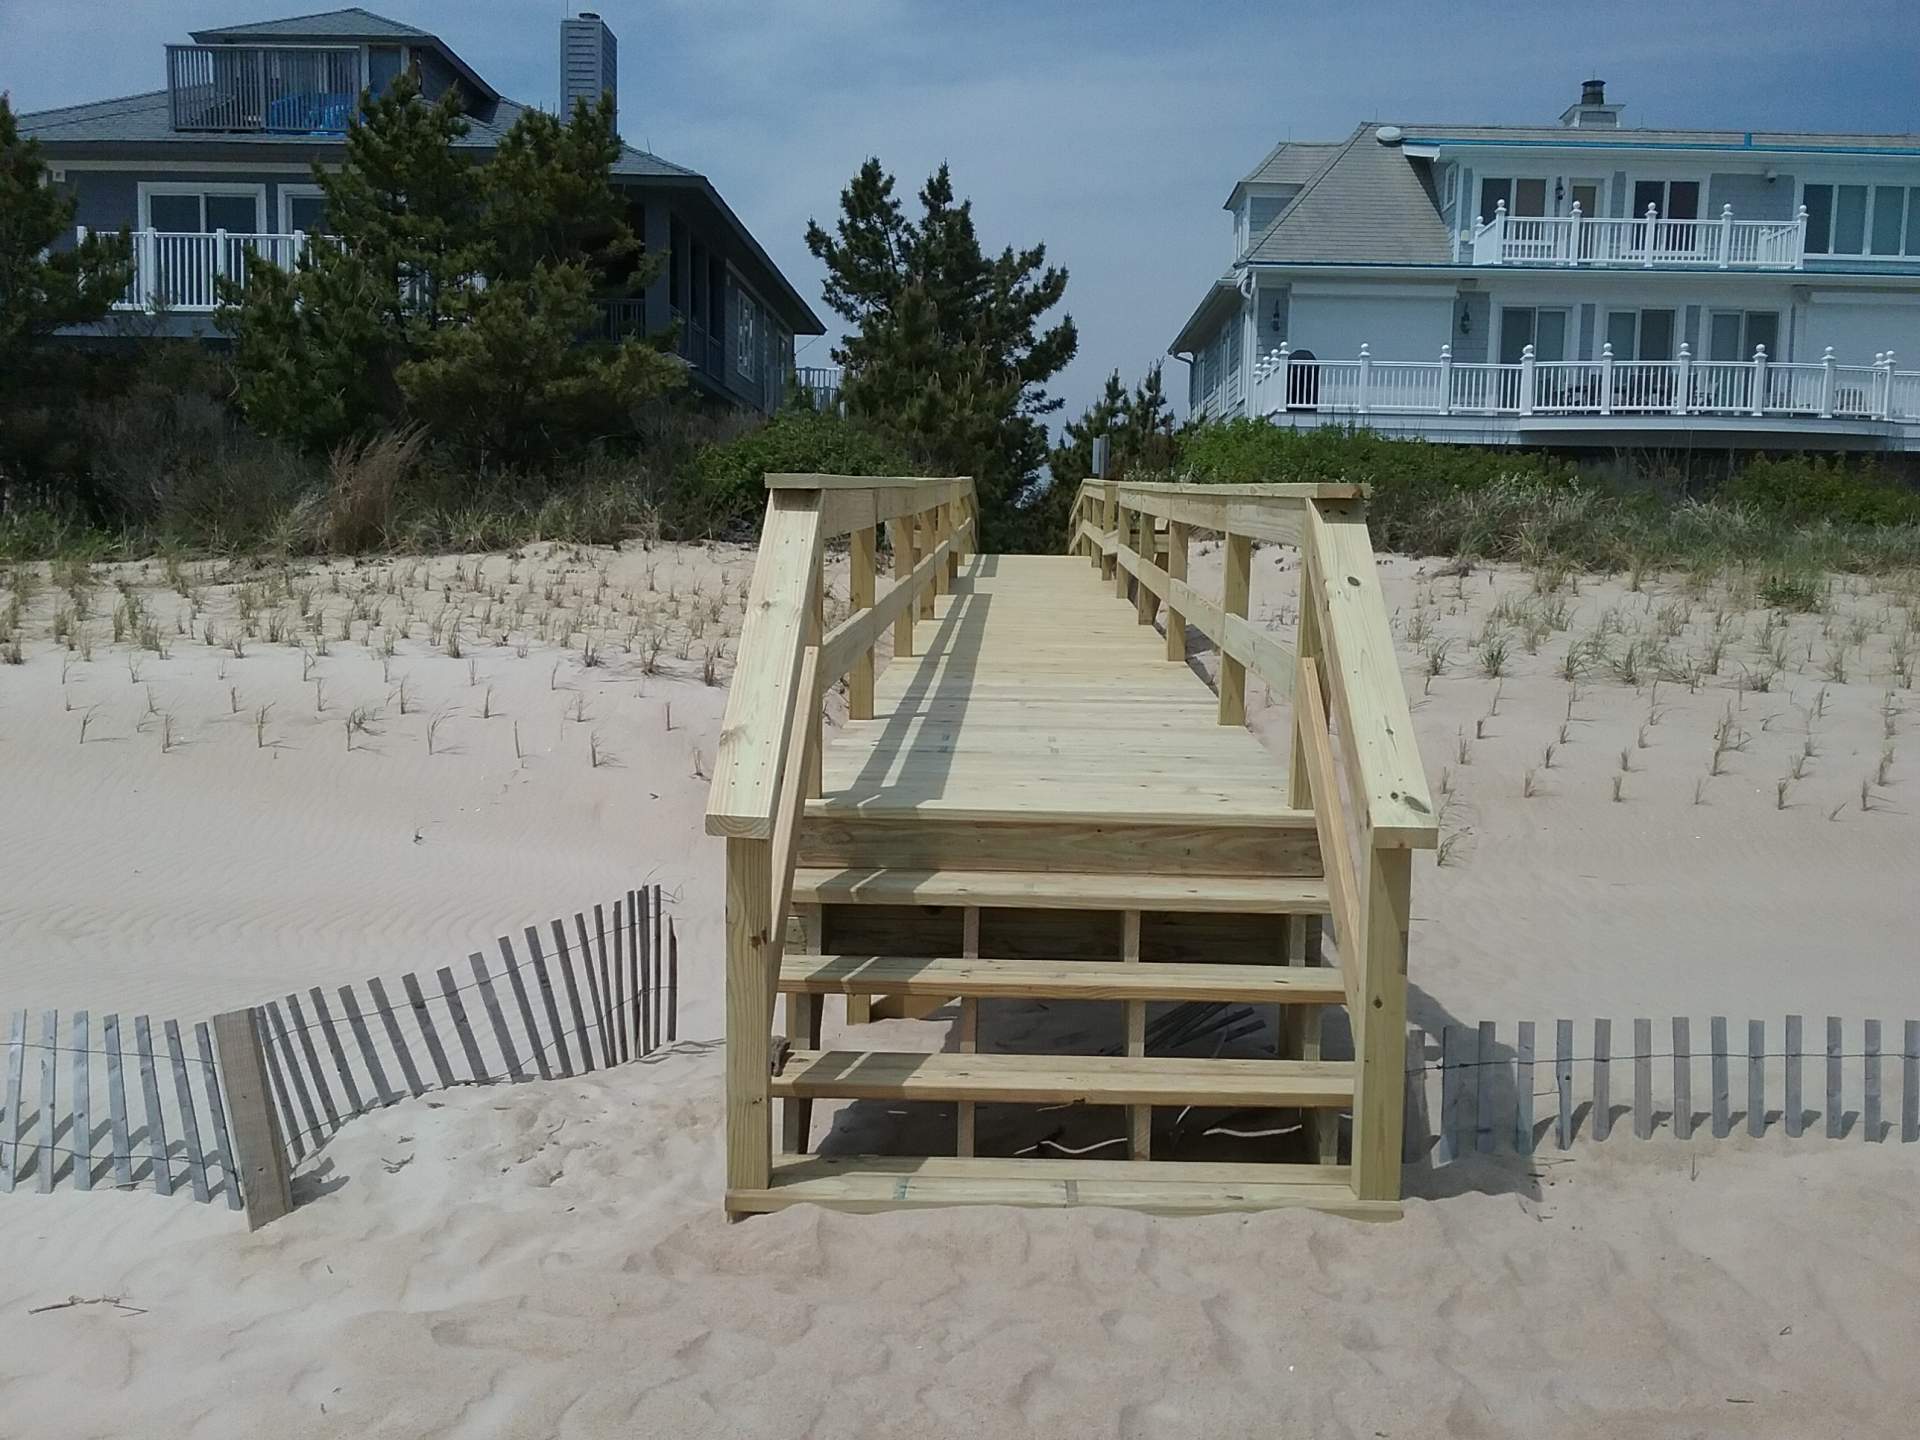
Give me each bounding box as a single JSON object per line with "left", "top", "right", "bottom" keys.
{"left": 683, "top": 409, "right": 914, "bottom": 535}
{"left": 1719, "top": 454, "right": 1920, "bottom": 528}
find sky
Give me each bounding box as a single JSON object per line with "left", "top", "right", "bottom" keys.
{"left": 5, "top": 0, "right": 1920, "bottom": 428}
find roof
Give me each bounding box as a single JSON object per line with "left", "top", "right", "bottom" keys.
{"left": 1401, "top": 123, "right": 1920, "bottom": 153}
{"left": 190, "top": 7, "right": 429, "bottom": 41}
{"left": 1240, "top": 126, "right": 1453, "bottom": 266}
{"left": 1240, "top": 140, "right": 1343, "bottom": 189}
{"left": 1168, "top": 275, "right": 1241, "bottom": 354}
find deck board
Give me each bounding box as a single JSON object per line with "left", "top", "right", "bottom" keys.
{"left": 822, "top": 555, "right": 1294, "bottom": 821}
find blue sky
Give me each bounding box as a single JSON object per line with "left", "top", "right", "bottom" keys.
{"left": 5, "top": 0, "right": 1919, "bottom": 425}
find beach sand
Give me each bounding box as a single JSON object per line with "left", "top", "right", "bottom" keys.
{"left": 0, "top": 539, "right": 1914, "bottom": 1436}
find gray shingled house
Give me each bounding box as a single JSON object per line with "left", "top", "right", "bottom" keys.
{"left": 1173, "top": 82, "right": 1920, "bottom": 450}
{"left": 19, "top": 6, "right": 822, "bottom": 414}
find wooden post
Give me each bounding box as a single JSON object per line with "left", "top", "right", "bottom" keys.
{"left": 1134, "top": 510, "right": 1157, "bottom": 626}
{"left": 1351, "top": 845, "right": 1411, "bottom": 1201}
{"left": 724, "top": 837, "right": 775, "bottom": 1208}
{"left": 806, "top": 562, "right": 824, "bottom": 799}
{"left": 1123, "top": 909, "right": 1149, "bottom": 1159}
{"left": 849, "top": 525, "right": 876, "bottom": 720}
{"left": 891, "top": 516, "right": 914, "bottom": 659}
{"left": 211, "top": 1008, "right": 293, "bottom": 1231}
{"left": 1100, "top": 481, "right": 1118, "bottom": 581}
{"left": 1218, "top": 531, "right": 1252, "bottom": 726}
{"left": 1289, "top": 583, "right": 1323, "bottom": 806}
{"left": 916, "top": 511, "right": 936, "bottom": 621}
{"left": 1165, "top": 520, "right": 1189, "bottom": 661}
{"left": 935, "top": 501, "right": 954, "bottom": 594}
{"left": 782, "top": 905, "right": 823, "bottom": 1155}
{"left": 958, "top": 906, "right": 980, "bottom": 1158}
{"left": 1113, "top": 505, "right": 1130, "bottom": 600}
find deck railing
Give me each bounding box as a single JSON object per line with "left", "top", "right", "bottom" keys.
{"left": 1470, "top": 200, "right": 1807, "bottom": 269}
{"left": 1067, "top": 479, "right": 1436, "bottom": 1201}
{"left": 81, "top": 227, "right": 322, "bottom": 313}
{"left": 705, "top": 473, "right": 978, "bottom": 1203}
{"left": 167, "top": 44, "right": 362, "bottom": 134}
{"left": 1252, "top": 343, "right": 1919, "bottom": 425}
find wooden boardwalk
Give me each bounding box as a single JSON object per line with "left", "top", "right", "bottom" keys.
{"left": 707, "top": 476, "right": 1435, "bottom": 1220}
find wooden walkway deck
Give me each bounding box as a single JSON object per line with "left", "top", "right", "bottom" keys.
{"left": 707, "top": 476, "right": 1434, "bottom": 1221}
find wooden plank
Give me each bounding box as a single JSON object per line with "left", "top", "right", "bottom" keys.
{"left": 499, "top": 935, "right": 552, "bottom": 1081}
{"left": 772, "top": 1050, "right": 1354, "bottom": 1108}
{"left": 1710, "top": 1016, "right": 1730, "bottom": 1139}
{"left": 438, "top": 966, "right": 489, "bottom": 1083}
{"left": 574, "top": 912, "right": 613, "bottom": 1069}
{"left": 668, "top": 919, "right": 679, "bottom": 1043}
{"left": 652, "top": 886, "right": 665, "bottom": 1057}
{"left": 636, "top": 888, "right": 651, "bottom": 1058}
{"left": 1111, "top": 485, "right": 1314, "bottom": 547}
{"left": 1634, "top": 1017, "right": 1652, "bottom": 1140}
{"left": 1826, "top": 1015, "right": 1844, "bottom": 1139}
{"left": 1217, "top": 532, "right": 1252, "bottom": 726}
{"left": 1402, "top": 1029, "right": 1429, "bottom": 1165}
{"left": 1434, "top": 1025, "right": 1458, "bottom": 1165}
{"left": 1748, "top": 1019, "right": 1766, "bottom": 1138}
{"left": 1115, "top": 541, "right": 1296, "bottom": 705}
{"left": 165, "top": 1019, "right": 210, "bottom": 1203}
{"left": 849, "top": 524, "right": 877, "bottom": 719}
{"left": 1352, "top": 844, "right": 1410, "bottom": 1201}
{"left": 891, "top": 513, "right": 915, "bottom": 660}
{"left": 1785, "top": 1014, "right": 1804, "bottom": 1138}
{"left": 1673, "top": 1017, "right": 1692, "bottom": 1141}
{"left": 1515, "top": 1020, "right": 1536, "bottom": 1154}
{"left": 195, "top": 1021, "right": 244, "bottom": 1212}
{"left": 1294, "top": 660, "right": 1361, "bottom": 1013}
{"left": 1864, "top": 1019, "right": 1882, "bottom": 1142}
{"left": 1164, "top": 520, "right": 1189, "bottom": 661}
{"left": 527, "top": 925, "right": 577, "bottom": 1077}
{"left": 0, "top": 1010, "right": 20, "bottom": 1192}
{"left": 468, "top": 951, "right": 525, "bottom": 1082}
{"left": 780, "top": 955, "right": 1347, "bottom": 1004}
{"left": 70, "top": 1010, "right": 91, "bottom": 1192}
{"left": 400, "top": 972, "right": 457, "bottom": 1090}
{"left": 1905, "top": 1020, "right": 1919, "bottom": 1145}
{"left": 369, "top": 976, "right": 428, "bottom": 1098}
{"left": 1300, "top": 501, "right": 1438, "bottom": 848}
{"left": 817, "top": 481, "right": 973, "bottom": 539}
{"left": 36, "top": 1010, "right": 56, "bottom": 1192}
{"left": 133, "top": 1015, "right": 171, "bottom": 1196}
{"left": 609, "top": 898, "right": 627, "bottom": 1065}
{"left": 257, "top": 1002, "right": 307, "bottom": 1161}
{"left": 726, "top": 836, "right": 776, "bottom": 1200}
{"left": 308, "top": 987, "right": 364, "bottom": 1117}
{"left": 1474, "top": 1020, "right": 1496, "bottom": 1153}
{"left": 768, "top": 647, "right": 825, "bottom": 1039}
{"left": 283, "top": 992, "right": 339, "bottom": 1131}
{"left": 819, "top": 525, "right": 963, "bottom": 685}
{"left": 782, "top": 905, "right": 824, "bottom": 1156}
{"left": 337, "top": 984, "right": 396, "bottom": 1108}
{"left": 1555, "top": 1019, "right": 1573, "bottom": 1149}
{"left": 918, "top": 512, "right": 937, "bottom": 619}
{"left": 705, "top": 490, "right": 823, "bottom": 838}
{"left": 793, "top": 867, "right": 1331, "bottom": 916}
{"left": 211, "top": 1009, "right": 293, "bottom": 1230}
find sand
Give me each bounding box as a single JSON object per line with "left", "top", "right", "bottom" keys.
{"left": 0, "top": 539, "right": 1915, "bottom": 1436}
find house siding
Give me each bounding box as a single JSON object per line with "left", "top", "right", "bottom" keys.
{"left": 69, "top": 169, "right": 299, "bottom": 233}
{"left": 1708, "top": 171, "right": 1795, "bottom": 221}
{"left": 1454, "top": 292, "right": 1490, "bottom": 363}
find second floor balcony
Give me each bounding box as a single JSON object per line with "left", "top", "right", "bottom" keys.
{"left": 166, "top": 44, "right": 363, "bottom": 134}
{"left": 1470, "top": 201, "right": 1808, "bottom": 270}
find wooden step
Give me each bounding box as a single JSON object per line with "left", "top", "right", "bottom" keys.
{"left": 780, "top": 954, "right": 1346, "bottom": 1005}
{"left": 770, "top": 1050, "right": 1354, "bottom": 1108}
{"left": 728, "top": 1154, "right": 1397, "bottom": 1220}
{"left": 791, "top": 867, "right": 1331, "bottom": 915}
{"left": 797, "top": 810, "right": 1322, "bottom": 878}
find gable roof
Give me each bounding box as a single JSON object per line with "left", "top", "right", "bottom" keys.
{"left": 191, "top": 7, "right": 430, "bottom": 41}
{"left": 1240, "top": 125, "right": 1453, "bottom": 266}
{"left": 1240, "top": 140, "right": 1343, "bottom": 189}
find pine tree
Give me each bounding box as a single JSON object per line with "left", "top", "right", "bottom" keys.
{"left": 1041, "top": 363, "right": 1181, "bottom": 541}
{"left": 0, "top": 96, "right": 129, "bottom": 381}
{"left": 806, "top": 159, "right": 1076, "bottom": 550}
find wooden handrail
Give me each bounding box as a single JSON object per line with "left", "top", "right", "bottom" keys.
{"left": 1109, "top": 524, "right": 1293, "bottom": 699}
{"left": 767, "top": 473, "right": 973, "bottom": 539}
{"left": 819, "top": 515, "right": 974, "bottom": 685}
{"left": 765, "top": 644, "right": 823, "bottom": 1032}
{"left": 1294, "top": 658, "right": 1362, "bottom": 1012}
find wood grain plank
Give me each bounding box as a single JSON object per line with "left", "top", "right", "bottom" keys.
{"left": 196, "top": 1021, "right": 244, "bottom": 1212}
{"left": 165, "top": 1019, "right": 210, "bottom": 1203}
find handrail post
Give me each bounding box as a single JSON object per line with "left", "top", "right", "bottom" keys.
{"left": 1818, "top": 346, "right": 1836, "bottom": 418}
{"left": 1567, "top": 200, "right": 1581, "bottom": 265}
{"left": 1218, "top": 530, "right": 1251, "bottom": 725}
{"left": 805, "top": 570, "right": 824, "bottom": 799}
{"left": 1673, "top": 341, "right": 1692, "bottom": 416}
{"left": 1519, "top": 343, "right": 1536, "bottom": 416}
{"left": 849, "top": 525, "right": 876, "bottom": 719}
{"left": 1164, "top": 520, "right": 1189, "bottom": 662}
{"left": 1113, "top": 501, "right": 1130, "bottom": 600}
{"left": 1718, "top": 203, "right": 1734, "bottom": 268}
{"left": 1600, "top": 341, "right": 1615, "bottom": 415}
{"left": 1101, "top": 480, "right": 1118, "bottom": 583}
{"left": 1352, "top": 843, "right": 1412, "bottom": 1202}
{"left": 1356, "top": 344, "right": 1372, "bottom": 416}
{"left": 1794, "top": 203, "right": 1809, "bottom": 270}
{"left": 1288, "top": 569, "right": 1323, "bottom": 808}
{"left": 933, "top": 500, "right": 953, "bottom": 598}
{"left": 916, "top": 509, "right": 936, "bottom": 621}
{"left": 723, "top": 836, "right": 774, "bottom": 1206}
{"left": 1134, "top": 506, "right": 1157, "bottom": 626}
{"left": 1751, "top": 344, "right": 1769, "bottom": 417}
{"left": 891, "top": 514, "right": 915, "bottom": 658}
{"left": 1878, "top": 350, "right": 1896, "bottom": 420}
{"left": 1643, "top": 202, "right": 1658, "bottom": 267}
{"left": 1438, "top": 342, "right": 1452, "bottom": 414}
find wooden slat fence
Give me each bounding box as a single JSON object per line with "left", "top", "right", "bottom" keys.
{"left": 0, "top": 886, "right": 683, "bottom": 1225}
{"left": 1407, "top": 1015, "right": 1920, "bottom": 1163}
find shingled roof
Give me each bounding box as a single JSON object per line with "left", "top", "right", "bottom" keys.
{"left": 190, "top": 7, "right": 431, "bottom": 42}
{"left": 1240, "top": 125, "right": 1453, "bottom": 266}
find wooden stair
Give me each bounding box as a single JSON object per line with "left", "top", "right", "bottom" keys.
{"left": 772, "top": 1050, "right": 1354, "bottom": 1108}
{"left": 779, "top": 954, "right": 1347, "bottom": 1005}
{"left": 791, "top": 867, "right": 1332, "bottom": 915}
{"left": 728, "top": 1154, "right": 1399, "bottom": 1220}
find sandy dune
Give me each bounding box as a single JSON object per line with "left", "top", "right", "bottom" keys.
{"left": 1, "top": 538, "right": 1915, "bottom": 1435}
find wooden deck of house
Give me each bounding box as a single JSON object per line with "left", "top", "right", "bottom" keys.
{"left": 706, "top": 474, "right": 1435, "bottom": 1220}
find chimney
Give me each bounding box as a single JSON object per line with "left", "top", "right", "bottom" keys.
{"left": 1560, "top": 78, "right": 1622, "bottom": 130}
{"left": 561, "top": 11, "right": 619, "bottom": 135}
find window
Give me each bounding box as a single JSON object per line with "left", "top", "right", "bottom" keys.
{"left": 1605, "top": 308, "right": 1675, "bottom": 362}
{"left": 1478, "top": 177, "right": 1548, "bottom": 221}
{"left": 1497, "top": 306, "right": 1569, "bottom": 364}
{"left": 368, "top": 45, "right": 404, "bottom": 96}
{"left": 1799, "top": 182, "right": 1919, "bottom": 256}
{"left": 668, "top": 216, "right": 685, "bottom": 309}
{"left": 139, "top": 183, "right": 264, "bottom": 233}
{"left": 736, "top": 285, "right": 760, "bottom": 381}
{"left": 278, "top": 185, "right": 332, "bottom": 235}
{"left": 1707, "top": 311, "right": 1780, "bottom": 362}
{"left": 1630, "top": 180, "right": 1700, "bottom": 219}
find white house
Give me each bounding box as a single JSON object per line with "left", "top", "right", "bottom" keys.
{"left": 1171, "top": 82, "right": 1920, "bottom": 450}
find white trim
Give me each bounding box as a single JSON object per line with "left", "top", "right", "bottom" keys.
{"left": 62, "top": 159, "right": 327, "bottom": 175}
{"left": 136, "top": 179, "right": 267, "bottom": 232}
{"left": 276, "top": 182, "right": 326, "bottom": 233}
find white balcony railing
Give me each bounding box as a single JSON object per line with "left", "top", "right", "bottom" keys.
{"left": 1252, "top": 342, "right": 1920, "bottom": 426}
{"left": 1469, "top": 201, "right": 1807, "bottom": 270}
{"left": 83, "top": 227, "right": 323, "bottom": 313}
